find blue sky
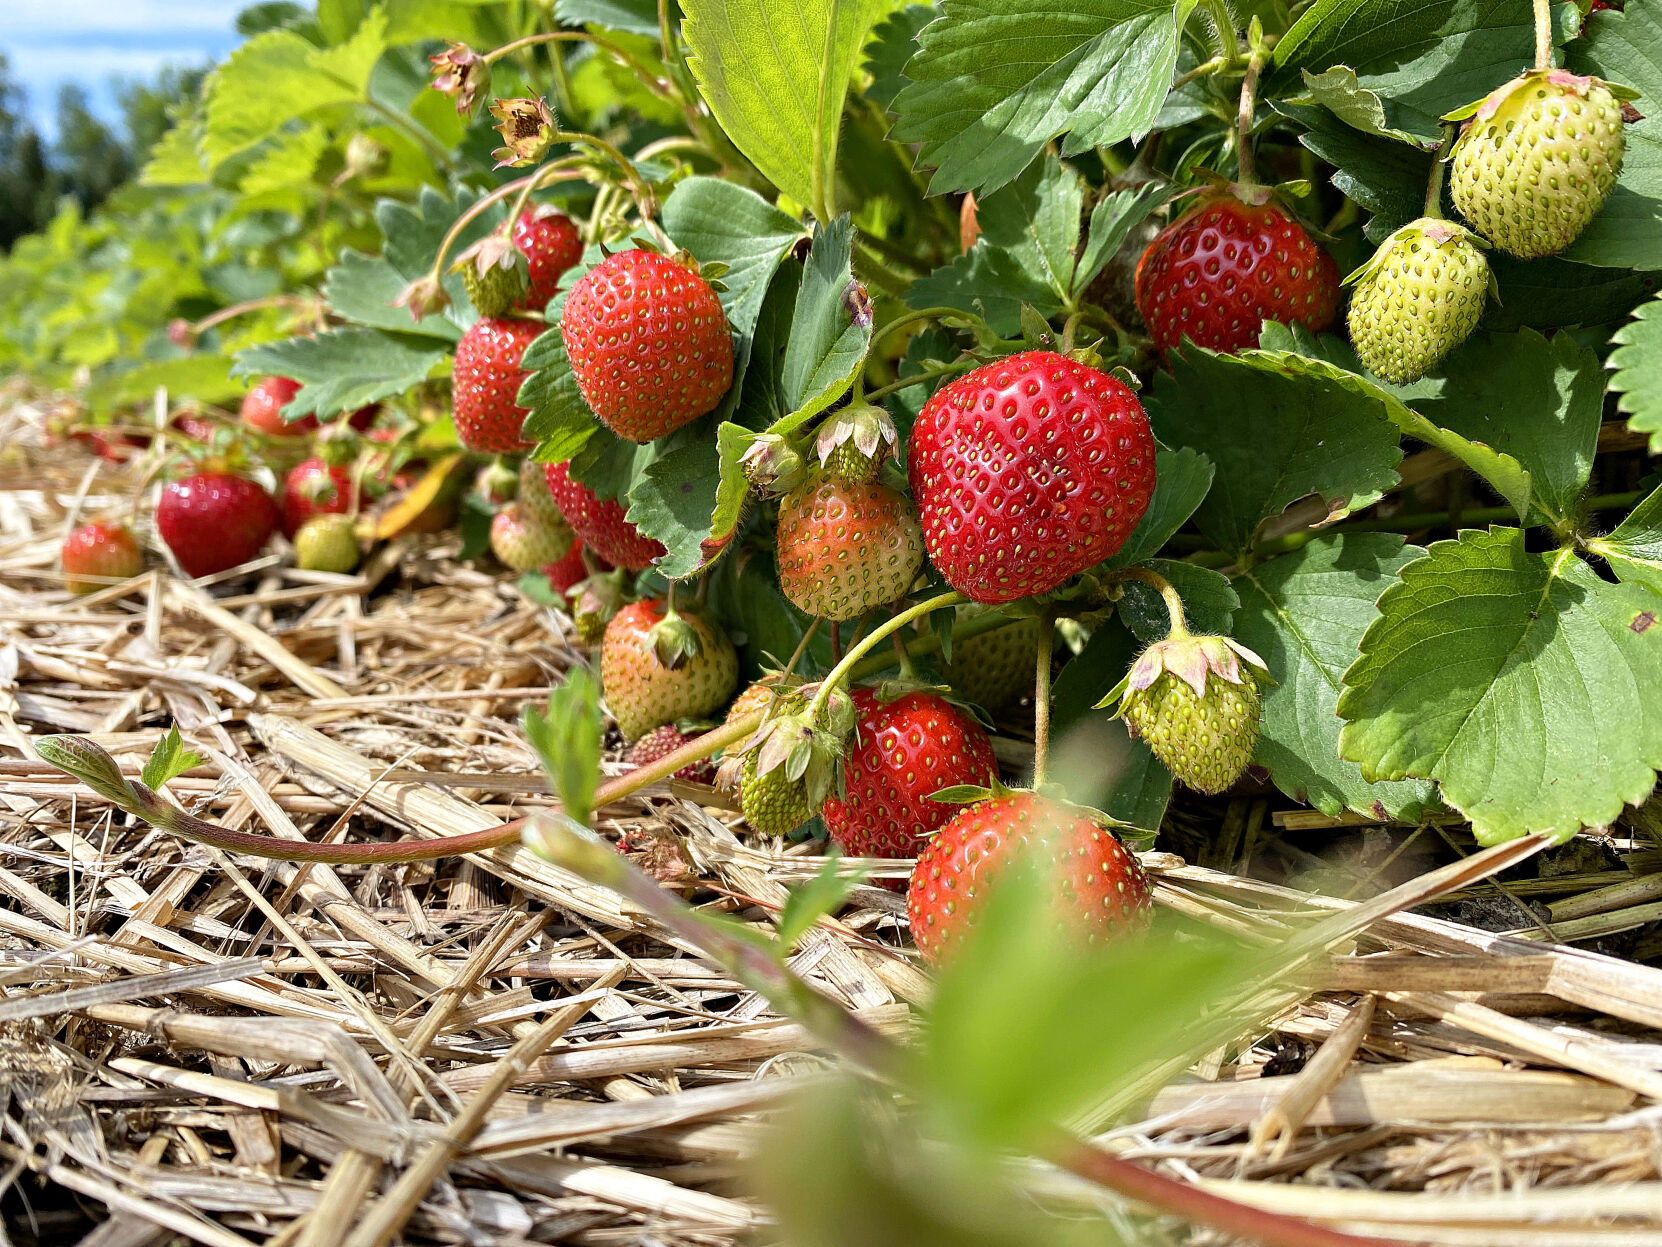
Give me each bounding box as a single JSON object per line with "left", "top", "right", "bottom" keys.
{"left": 3, "top": 0, "right": 239, "bottom": 139}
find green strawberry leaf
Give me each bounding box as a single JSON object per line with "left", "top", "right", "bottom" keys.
{"left": 86, "top": 357, "right": 241, "bottom": 411}
{"left": 1233, "top": 534, "right": 1437, "bottom": 820}
{"left": 1107, "top": 446, "right": 1214, "bottom": 568}
{"left": 1338, "top": 528, "right": 1662, "bottom": 844}
{"left": 1485, "top": 256, "right": 1662, "bottom": 333}
{"left": 1278, "top": 100, "right": 1433, "bottom": 242}
{"left": 140, "top": 726, "right": 207, "bottom": 794}
{"left": 1609, "top": 290, "right": 1662, "bottom": 454}
{"left": 202, "top": 9, "right": 388, "bottom": 167}
{"left": 1144, "top": 345, "right": 1403, "bottom": 556}
{"left": 1404, "top": 329, "right": 1604, "bottom": 530}
{"left": 1117, "top": 560, "right": 1238, "bottom": 645}
{"left": 1564, "top": 4, "right": 1662, "bottom": 269}
{"left": 892, "top": 0, "right": 1200, "bottom": 196}
{"left": 231, "top": 328, "right": 448, "bottom": 420}
{"left": 556, "top": 0, "right": 662, "bottom": 35}
{"left": 864, "top": 5, "right": 934, "bottom": 112}
{"left": 1586, "top": 481, "right": 1662, "bottom": 594}
{"left": 1299, "top": 66, "right": 1432, "bottom": 146}
{"left": 777, "top": 855, "right": 866, "bottom": 949}
{"left": 683, "top": 0, "right": 888, "bottom": 220}
{"left": 520, "top": 329, "right": 601, "bottom": 466}
{"left": 659, "top": 177, "right": 807, "bottom": 349}
{"left": 524, "top": 667, "right": 605, "bottom": 829}
{"left": 1050, "top": 623, "right": 1172, "bottom": 833}
{"left": 1270, "top": 0, "right": 1568, "bottom": 143}
{"left": 628, "top": 441, "right": 727, "bottom": 580}
{"left": 781, "top": 217, "right": 873, "bottom": 420}
{"left": 1076, "top": 182, "right": 1177, "bottom": 295}
{"left": 1250, "top": 324, "right": 1535, "bottom": 523}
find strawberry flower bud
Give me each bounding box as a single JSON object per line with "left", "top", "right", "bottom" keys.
{"left": 490, "top": 97, "right": 559, "bottom": 169}
{"left": 429, "top": 43, "right": 491, "bottom": 116}
{"left": 1100, "top": 631, "right": 1270, "bottom": 795}
{"left": 739, "top": 433, "right": 805, "bottom": 496}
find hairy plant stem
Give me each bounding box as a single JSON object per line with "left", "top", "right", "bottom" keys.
{"left": 1030, "top": 609, "right": 1057, "bottom": 788}
{"left": 862, "top": 357, "right": 979, "bottom": 404}
{"left": 36, "top": 712, "right": 763, "bottom": 865}
{"left": 806, "top": 591, "right": 965, "bottom": 721}
{"left": 1235, "top": 47, "right": 1266, "bottom": 186}
{"left": 1424, "top": 127, "right": 1457, "bottom": 218}
{"left": 1534, "top": 0, "right": 1555, "bottom": 69}
{"left": 486, "top": 31, "right": 675, "bottom": 101}
{"left": 1106, "top": 567, "right": 1189, "bottom": 637}
{"left": 781, "top": 618, "right": 823, "bottom": 681}
{"left": 1171, "top": 54, "right": 1232, "bottom": 91}
{"left": 1201, "top": 0, "right": 1240, "bottom": 63}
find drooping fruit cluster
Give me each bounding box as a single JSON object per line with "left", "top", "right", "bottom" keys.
{"left": 562, "top": 249, "right": 734, "bottom": 442}
{"left": 909, "top": 350, "right": 1157, "bottom": 603}
{"left": 62, "top": 521, "right": 142, "bottom": 594}
{"left": 453, "top": 317, "right": 541, "bottom": 454}
{"left": 1105, "top": 630, "right": 1270, "bottom": 795}
{"left": 599, "top": 600, "right": 738, "bottom": 740}
{"left": 820, "top": 689, "right": 998, "bottom": 858}
{"left": 543, "top": 461, "right": 664, "bottom": 570}
{"left": 1347, "top": 218, "right": 1491, "bottom": 385}
{"left": 906, "top": 791, "right": 1153, "bottom": 965}
{"left": 1449, "top": 69, "right": 1626, "bottom": 260}
{"left": 774, "top": 473, "right": 924, "bottom": 621}
{"left": 156, "top": 471, "right": 280, "bottom": 579}
{"left": 1135, "top": 195, "right": 1339, "bottom": 355}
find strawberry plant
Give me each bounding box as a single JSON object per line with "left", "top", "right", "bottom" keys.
{"left": 21, "top": 0, "right": 1662, "bottom": 1239}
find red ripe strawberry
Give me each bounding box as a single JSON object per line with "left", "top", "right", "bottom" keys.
{"left": 281, "top": 457, "right": 355, "bottom": 538}
{"left": 242, "top": 377, "right": 376, "bottom": 436}
{"left": 453, "top": 317, "right": 541, "bottom": 454}
{"left": 62, "top": 521, "right": 142, "bottom": 594}
{"left": 600, "top": 600, "right": 738, "bottom": 740}
{"left": 543, "top": 461, "right": 664, "bottom": 570}
{"left": 820, "top": 689, "right": 998, "bottom": 858}
{"left": 512, "top": 207, "right": 583, "bottom": 310}
{"left": 775, "top": 474, "right": 925, "bottom": 621}
{"left": 561, "top": 249, "right": 733, "bottom": 442}
{"left": 543, "top": 538, "right": 605, "bottom": 596}
{"left": 624, "top": 724, "right": 717, "bottom": 783}
{"left": 156, "top": 471, "right": 280, "bottom": 578}
{"left": 241, "top": 376, "right": 305, "bottom": 436}
{"left": 1134, "top": 195, "right": 1339, "bottom": 355}
{"left": 908, "top": 350, "right": 1156, "bottom": 604}
{"left": 907, "top": 791, "right": 1153, "bottom": 965}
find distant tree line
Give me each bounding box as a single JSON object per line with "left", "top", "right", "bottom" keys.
{"left": 0, "top": 54, "right": 207, "bottom": 250}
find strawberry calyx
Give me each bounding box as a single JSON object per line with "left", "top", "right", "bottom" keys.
{"left": 571, "top": 568, "right": 627, "bottom": 642}
{"left": 646, "top": 604, "right": 705, "bottom": 670}
{"left": 1443, "top": 67, "right": 1640, "bottom": 128}
{"left": 814, "top": 402, "right": 897, "bottom": 481}
{"left": 1099, "top": 630, "right": 1270, "bottom": 709}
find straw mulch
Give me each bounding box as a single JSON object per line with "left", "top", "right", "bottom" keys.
{"left": 5, "top": 394, "right": 1662, "bottom": 1247}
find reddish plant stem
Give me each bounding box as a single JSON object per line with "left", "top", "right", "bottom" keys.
{"left": 41, "top": 712, "right": 762, "bottom": 865}
{"left": 1045, "top": 1134, "right": 1412, "bottom": 1247}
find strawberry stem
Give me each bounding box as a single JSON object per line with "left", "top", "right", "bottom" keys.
{"left": 1235, "top": 44, "right": 1266, "bottom": 188}
{"left": 1109, "top": 567, "right": 1189, "bottom": 637}
{"left": 805, "top": 591, "right": 965, "bottom": 721}
{"left": 1534, "top": 0, "right": 1554, "bottom": 69}
{"left": 34, "top": 711, "right": 764, "bottom": 865}
{"left": 781, "top": 618, "right": 823, "bottom": 681}
{"left": 1423, "top": 127, "right": 1457, "bottom": 219}
{"left": 1031, "top": 609, "right": 1058, "bottom": 788}
{"left": 485, "top": 31, "right": 678, "bottom": 102}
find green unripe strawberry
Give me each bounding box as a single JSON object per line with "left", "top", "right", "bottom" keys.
{"left": 1449, "top": 69, "right": 1627, "bottom": 259}
{"left": 943, "top": 608, "right": 1040, "bottom": 713}
{"left": 1346, "top": 218, "right": 1491, "bottom": 385}
{"left": 1102, "top": 631, "right": 1269, "bottom": 795}
{"left": 518, "top": 456, "right": 563, "bottom": 528}
{"left": 294, "top": 514, "right": 361, "bottom": 573}
{"left": 455, "top": 235, "right": 530, "bottom": 317}
{"left": 815, "top": 403, "right": 896, "bottom": 483}
{"left": 739, "top": 750, "right": 815, "bottom": 836}
{"left": 491, "top": 502, "right": 573, "bottom": 572}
